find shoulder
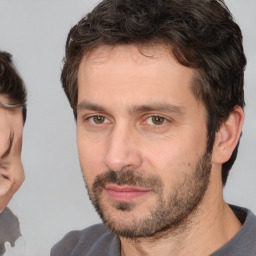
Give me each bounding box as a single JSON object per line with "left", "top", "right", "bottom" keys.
{"left": 212, "top": 205, "right": 256, "bottom": 256}
{"left": 230, "top": 205, "right": 256, "bottom": 243}
{"left": 50, "top": 224, "right": 120, "bottom": 256}
{"left": 230, "top": 204, "right": 256, "bottom": 228}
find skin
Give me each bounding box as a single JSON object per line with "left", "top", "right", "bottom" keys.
{"left": 76, "top": 44, "right": 244, "bottom": 256}
{"left": 0, "top": 94, "right": 24, "bottom": 212}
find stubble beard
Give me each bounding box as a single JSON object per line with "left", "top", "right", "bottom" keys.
{"left": 84, "top": 151, "right": 212, "bottom": 239}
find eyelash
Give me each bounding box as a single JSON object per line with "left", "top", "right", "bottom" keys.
{"left": 84, "top": 114, "right": 170, "bottom": 127}
{"left": 143, "top": 115, "right": 168, "bottom": 126}
{"left": 86, "top": 115, "right": 110, "bottom": 125}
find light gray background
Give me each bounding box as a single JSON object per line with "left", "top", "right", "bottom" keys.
{"left": 0, "top": 0, "right": 255, "bottom": 255}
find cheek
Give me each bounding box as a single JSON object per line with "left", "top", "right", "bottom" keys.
{"left": 14, "top": 159, "right": 25, "bottom": 185}
{"left": 15, "top": 135, "right": 23, "bottom": 154}
{"left": 143, "top": 138, "right": 205, "bottom": 185}
{"left": 4, "top": 158, "right": 24, "bottom": 191}
{"left": 77, "top": 132, "right": 105, "bottom": 180}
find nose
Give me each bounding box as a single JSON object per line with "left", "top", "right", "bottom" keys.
{"left": 103, "top": 123, "right": 143, "bottom": 172}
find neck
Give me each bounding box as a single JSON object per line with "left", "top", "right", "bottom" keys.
{"left": 120, "top": 180, "right": 242, "bottom": 256}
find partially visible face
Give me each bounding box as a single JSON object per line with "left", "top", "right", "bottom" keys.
{"left": 77, "top": 45, "right": 212, "bottom": 238}
{"left": 0, "top": 95, "right": 24, "bottom": 212}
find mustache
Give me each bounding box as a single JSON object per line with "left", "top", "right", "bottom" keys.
{"left": 92, "top": 170, "right": 163, "bottom": 192}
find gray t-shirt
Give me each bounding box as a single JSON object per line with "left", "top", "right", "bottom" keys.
{"left": 51, "top": 205, "right": 256, "bottom": 256}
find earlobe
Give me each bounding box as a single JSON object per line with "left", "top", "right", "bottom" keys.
{"left": 212, "top": 106, "right": 244, "bottom": 164}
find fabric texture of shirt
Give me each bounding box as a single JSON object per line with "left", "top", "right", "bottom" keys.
{"left": 51, "top": 205, "right": 256, "bottom": 256}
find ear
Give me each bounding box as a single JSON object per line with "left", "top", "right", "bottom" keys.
{"left": 212, "top": 106, "right": 244, "bottom": 164}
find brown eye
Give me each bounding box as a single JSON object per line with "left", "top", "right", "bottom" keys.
{"left": 92, "top": 115, "right": 106, "bottom": 124}
{"left": 146, "top": 116, "right": 167, "bottom": 125}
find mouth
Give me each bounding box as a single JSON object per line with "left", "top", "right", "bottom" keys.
{"left": 104, "top": 184, "right": 152, "bottom": 202}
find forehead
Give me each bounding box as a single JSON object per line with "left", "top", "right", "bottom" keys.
{"left": 0, "top": 94, "right": 10, "bottom": 103}
{"left": 77, "top": 44, "right": 197, "bottom": 108}
{"left": 0, "top": 109, "right": 12, "bottom": 159}
{"left": 80, "top": 44, "right": 192, "bottom": 72}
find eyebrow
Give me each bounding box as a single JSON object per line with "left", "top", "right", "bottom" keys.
{"left": 77, "top": 101, "right": 105, "bottom": 112}
{"left": 129, "top": 103, "right": 184, "bottom": 115}
{"left": 77, "top": 100, "right": 184, "bottom": 115}
{"left": 1, "top": 132, "right": 14, "bottom": 159}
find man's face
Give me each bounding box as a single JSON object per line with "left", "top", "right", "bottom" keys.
{"left": 76, "top": 45, "right": 211, "bottom": 238}
{"left": 0, "top": 95, "right": 24, "bottom": 212}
